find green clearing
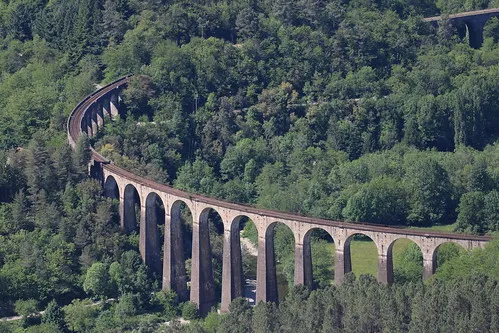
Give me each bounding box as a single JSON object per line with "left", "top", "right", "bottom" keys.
{"left": 322, "top": 238, "right": 415, "bottom": 279}
{"left": 409, "top": 223, "right": 457, "bottom": 233}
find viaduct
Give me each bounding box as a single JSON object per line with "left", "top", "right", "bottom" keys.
{"left": 68, "top": 77, "right": 491, "bottom": 314}
{"left": 424, "top": 7, "right": 499, "bottom": 48}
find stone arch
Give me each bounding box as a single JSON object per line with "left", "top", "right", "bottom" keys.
{"left": 453, "top": 19, "right": 468, "bottom": 40}
{"left": 462, "top": 16, "right": 493, "bottom": 49}
{"left": 386, "top": 237, "right": 424, "bottom": 284}
{"left": 302, "top": 227, "right": 335, "bottom": 289}
{"left": 343, "top": 232, "right": 379, "bottom": 280}
{"left": 123, "top": 184, "right": 140, "bottom": 233}
{"left": 164, "top": 199, "right": 193, "bottom": 302}
{"left": 144, "top": 191, "right": 165, "bottom": 275}
{"left": 104, "top": 175, "right": 119, "bottom": 200}
{"left": 264, "top": 221, "right": 295, "bottom": 302}
{"left": 431, "top": 241, "right": 467, "bottom": 274}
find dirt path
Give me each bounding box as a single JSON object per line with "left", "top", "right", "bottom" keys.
{"left": 240, "top": 235, "right": 258, "bottom": 305}
{"left": 244, "top": 279, "right": 257, "bottom": 306}
{"left": 240, "top": 236, "right": 257, "bottom": 256}
{"left": 0, "top": 299, "right": 115, "bottom": 322}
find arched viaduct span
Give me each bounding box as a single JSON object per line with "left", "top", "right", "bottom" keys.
{"left": 424, "top": 7, "right": 499, "bottom": 49}
{"left": 67, "top": 76, "right": 491, "bottom": 314}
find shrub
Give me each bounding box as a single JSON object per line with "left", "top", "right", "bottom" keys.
{"left": 181, "top": 302, "right": 199, "bottom": 320}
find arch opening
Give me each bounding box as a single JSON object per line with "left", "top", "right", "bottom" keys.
{"left": 145, "top": 192, "right": 165, "bottom": 276}
{"left": 231, "top": 216, "right": 258, "bottom": 306}
{"left": 123, "top": 184, "right": 140, "bottom": 233}
{"left": 344, "top": 233, "right": 378, "bottom": 280}
{"left": 166, "top": 200, "right": 192, "bottom": 302}
{"left": 265, "top": 222, "right": 295, "bottom": 302}
{"left": 104, "top": 175, "right": 119, "bottom": 200}
{"left": 195, "top": 207, "right": 224, "bottom": 314}
{"left": 304, "top": 228, "right": 335, "bottom": 289}
{"left": 432, "top": 242, "right": 467, "bottom": 274}
{"left": 390, "top": 238, "right": 423, "bottom": 284}
{"left": 483, "top": 16, "right": 498, "bottom": 43}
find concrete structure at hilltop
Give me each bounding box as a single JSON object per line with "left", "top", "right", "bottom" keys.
{"left": 424, "top": 8, "right": 499, "bottom": 48}
{"left": 68, "top": 77, "right": 491, "bottom": 315}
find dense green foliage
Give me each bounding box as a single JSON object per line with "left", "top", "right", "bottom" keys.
{"left": 0, "top": 0, "right": 497, "bottom": 331}
{"left": 0, "top": 134, "right": 161, "bottom": 321}
{"left": 207, "top": 275, "right": 499, "bottom": 333}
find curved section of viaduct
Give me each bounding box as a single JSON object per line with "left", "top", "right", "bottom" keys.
{"left": 68, "top": 76, "right": 491, "bottom": 314}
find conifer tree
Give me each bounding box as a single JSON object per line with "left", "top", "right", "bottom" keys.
{"left": 74, "top": 133, "right": 91, "bottom": 178}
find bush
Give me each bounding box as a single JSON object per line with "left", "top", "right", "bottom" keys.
{"left": 181, "top": 302, "right": 199, "bottom": 320}
{"left": 241, "top": 220, "right": 258, "bottom": 246}
{"left": 83, "top": 262, "right": 112, "bottom": 299}
{"left": 114, "top": 293, "right": 138, "bottom": 320}
{"left": 41, "top": 300, "right": 64, "bottom": 330}
{"left": 151, "top": 290, "right": 179, "bottom": 320}
{"left": 204, "top": 311, "right": 221, "bottom": 332}
{"left": 24, "top": 323, "right": 62, "bottom": 333}
{"left": 19, "top": 315, "right": 41, "bottom": 329}
{"left": 14, "top": 299, "right": 38, "bottom": 317}
{"left": 63, "top": 299, "right": 101, "bottom": 333}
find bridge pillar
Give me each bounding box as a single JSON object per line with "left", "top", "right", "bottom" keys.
{"left": 377, "top": 253, "right": 393, "bottom": 284}
{"left": 86, "top": 112, "right": 94, "bottom": 137}
{"left": 91, "top": 107, "right": 98, "bottom": 136}
{"left": 190, "top": 217, "right": 216, "bottom": 315}
{"left": 162, "top": 209, "right": 188, "bottom": 301}
{"left": 144, "top": 198, "right": 162, "bottom": 275}
{"left": 334, "top": 247, "right": 351, "bottom": 285}
{"left": 139, "top": 203, "right": 147, "bottom": 262}
{"left": 221, "top": 223, "right": 243, "bottom": 312}
{"left": 119, "top": 195, "right": 125, "bottom": 231}
{"left": 103, "top": 97, "right": 111, "bottom": 119}
{"left": 110, "top": 93, "right": 119, "bottom": 118}
{"left": 81, "top": 115, "right": 88, "bottom": 135}
{"left": 256, "top": 226, "right": 278, "bottom": 304}
{"left": 294, "top": 240, "right": 313, "bottom": 289}
{"left": 96, "top": 102, "right": 104, "bottom": 129}
{"left": 423, "top": 254, "right": 436, "bottom": 281}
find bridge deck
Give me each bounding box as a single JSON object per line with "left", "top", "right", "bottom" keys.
{"left": 424, "top": 7, "right": 499, "bottom": 22}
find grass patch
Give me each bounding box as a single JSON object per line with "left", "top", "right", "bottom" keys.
{"left": 409, "top": 223, "right": 457, "bottom": 233}
{"left": 350, "top": 240, "right": 378, "bottom": 277}
{"left": 324, "top": 238, "right": 423, "bottom": 280}
{"left": 324, "top": 240, "right": 379, "bottom": 279}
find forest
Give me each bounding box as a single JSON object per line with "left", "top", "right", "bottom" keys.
{"left": 0, "top": 0, "right": 498, "bottom": 332}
